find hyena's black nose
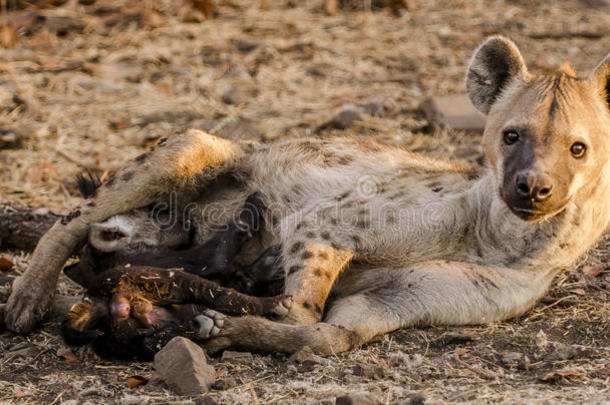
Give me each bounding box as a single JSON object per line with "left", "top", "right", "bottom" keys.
{"left": 515, "top": 171, "right": 553, "bottom": 202}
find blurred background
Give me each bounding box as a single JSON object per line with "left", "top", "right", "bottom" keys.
{"left": 0, "top": 0, "right": 608, "bottom": 213}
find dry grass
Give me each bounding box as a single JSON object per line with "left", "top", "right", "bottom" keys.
{"left": 0, "top": 0, "right": 609, "bottom": 403}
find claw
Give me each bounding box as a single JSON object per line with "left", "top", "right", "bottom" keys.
{"left": 195, "top": 314, "right": 215, "bottom": 338}
{"left": 273, "top": 296, "right": 293, "bottom": 317}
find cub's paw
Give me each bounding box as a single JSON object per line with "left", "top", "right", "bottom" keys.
{"left": 195, "top": 310, "right": 226, "bottom": 339}
{"left": 264, "top": 295, "right": 293, "bottom": 318}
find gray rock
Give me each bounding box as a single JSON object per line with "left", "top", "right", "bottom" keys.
{"left": 336, "top": 392, "right": 380, "bottom": 405}
{"left": 236, "top": 39, "right": 260, "bottom": 53}
{"left": 221, "top": 87, "right": 243, "bottom": 105}
{"left": 352, "top": 364, "right": 385, "bottom": 379}
{"left": 199, "top": 118, "right": 262, "bottom": 141}
{"left": 221, "top": 350, "right": 254, "bottom": 365}
{"left": 301, "top": 353, "right": 332, "bottom": 368}
{"left": 434, "top": 332, "right": 474, "bottom": 346}
{"left": 502, "top": 352, "right": 523, "bottom": 363}
{"left": 153, "top": 337, "right": 215, "bottom": 395}
{"left": 213, "top": 376, "right": 238, "bottom": 390}
{"left": 400, "top": 392, "right": 426, "bottom": 405}
{"left": 419, "top": 94, "right": 486, "bottom": 131}
{"left": 545, "top": 343, "right": 583, "bottom": 361}
{"left": 195, "top": 397, "right": 218, "bottom": 405}
{"left": 315, "top": 108, "right": 363, "bottom": 133}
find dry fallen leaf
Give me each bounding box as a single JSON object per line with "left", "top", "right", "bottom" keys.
{"left": 568, "top": 288, "right": 586, "bottom": 296}
{"left": 453, "top": 347, "right": 469, "bottom": 356}
{"left": 190, "top": 0, "right": 215, "bottom": 18}
{"left": 143, "top": 10, "right": 168, "bottom": 27}
{"left": 324, "top": 0, "right": 339, "bottom": 15}
{"left": 540, "top": 368, "right": 585, "bottom": 382}
{"left": 583, "top": 265, "right": 604, "bottom": 278}
{"left": 0, "top": 25, "right": 19, "bottom": 48}
{"left": 25, "top": 162, "right": 59, "bottom": 183}
{"left": 0, "top": 256, "right": 13, "bottom": 272}
{"left": 127, "top": 375, "right": 148, "bottom": 388}
{"left": 14, "top": 390, "right": 26, "bottom": 398}
{"left": 56, "top": 346, "right": 78, "bottom": 363}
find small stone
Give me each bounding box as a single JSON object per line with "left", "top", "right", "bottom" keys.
{"left": 434, "top": 332, "right": 474, "bottom": 346}
{"left": 315, "top": 108, "right": 363, "bottom": 133}
{"left": 289, "top": 346, "right": 314, "bottom": 363}
{"left": 343, "top": 375, "right": 361, "bottom": 384}
{"left": 153, "top": 337, "right": 215, "bottom": 395}
{"left": 213, "top": 377, "right": 238, "bottom": 390}
{"left": 545, "top": 343, "right": 582, "bottom": 361}
{"left": 357, "top": 102, "right": 382, "bottom": 116}
{"left": 352, "top": 364, "right": 385, "bottom": 379}
{"left": 502, "top": 352, "right": 523, "bottom": 363}
{"left": 199, "top": 118, "right": 262, "bottom": 141}
{"left": 535, "top": 330, "right": 549, "bottom": 350}
{"left": 301, "top": 354, "right": 332, "bottom": 368}
{"left": 336, "top": 392, "right": 380, "bottom": 405}
{"left": 286, "top": 364, "right": 298, "bottom": 377}
{"left": 221, "top": 87, "right": 243, "bottom": 105}
{"left": 419, "top": 94, "right": 486, "bottom": 131}
{"left": 236, "top": 39, "right": 260, "bottom": 53}
{"left": 195, "top": 397, "right": 218, "bottom": 405}
{"left": 400, "top": 392, "right": 426, "bottom": 405}
{"left": 221, "top": 350, "right": 253, "bottom": 365}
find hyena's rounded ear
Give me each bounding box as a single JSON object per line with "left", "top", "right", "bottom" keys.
{"left": 466, "top": 36, "right": 529, "bottom": 114}
{"left": 591, "top": 54, "right": 610, "bottom": 109}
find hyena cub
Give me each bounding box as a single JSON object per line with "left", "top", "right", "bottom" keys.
{"left": 6, "top": 36, "right": 610, "bottom": 356}
{"left": 61, "top": 193, "right": 287, "bottom": 359}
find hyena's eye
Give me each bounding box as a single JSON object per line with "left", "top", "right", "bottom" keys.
{"left": 503, "top": 130, "right": 520, "bottom": 145}
{"left": 570, "top": 142, "right": 586, "bottom": 158}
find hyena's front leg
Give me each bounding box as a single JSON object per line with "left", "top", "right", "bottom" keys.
{"left": 5, "top": 130, "right": 243, "bottom": 333}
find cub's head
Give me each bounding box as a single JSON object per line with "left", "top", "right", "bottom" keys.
{"left": 467, "top": 36, "right": 610, "bottom": 221}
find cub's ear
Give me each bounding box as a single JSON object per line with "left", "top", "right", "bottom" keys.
{"left": 466, "top": 36, "right": 529, "bottom": 114}
{"left": 591, "top": 54, "right": 610, "bottom": 109}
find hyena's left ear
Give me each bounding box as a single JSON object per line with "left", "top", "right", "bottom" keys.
{"left": 591, "top": 54, "right": 610, "bottom": 109}
{"left": 466, "top": 36, "right": 529, "bottom": 115}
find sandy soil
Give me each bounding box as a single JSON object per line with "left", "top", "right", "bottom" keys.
{"left": 0, "top": 0, "right": 609, "bottom": 403}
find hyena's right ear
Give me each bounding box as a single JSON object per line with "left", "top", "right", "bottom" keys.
{"left": 466, "top": 36, "right": 529, "bottom": 114}
{"left": 591, "top": 54, "right": 610, "bottom": 110}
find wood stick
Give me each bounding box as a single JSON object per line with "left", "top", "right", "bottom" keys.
{"left": 0, "top": 202, "right": 59, "bottom": 251}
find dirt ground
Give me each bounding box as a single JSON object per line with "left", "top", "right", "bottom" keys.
{"left": 0, "top": 0, "right": 609, "bottom": 403}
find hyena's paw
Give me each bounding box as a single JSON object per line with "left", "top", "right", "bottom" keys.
{"left": 4, "top": 275, "right": 55, "bottom": 333}
{"left": 195, "top": 310, "right": 226, "bottom": 339}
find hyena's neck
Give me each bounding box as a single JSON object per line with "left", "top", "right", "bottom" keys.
{"left": 473, "top": 167, "right": 610, "bottom": 272}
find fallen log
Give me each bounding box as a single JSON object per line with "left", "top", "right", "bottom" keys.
{"left": 0, "top": 203, "right": 59, "bottom": 251}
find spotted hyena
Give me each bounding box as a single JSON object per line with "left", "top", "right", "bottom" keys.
{"left": 5, "top": 36, "right": 610, "bottom": 355}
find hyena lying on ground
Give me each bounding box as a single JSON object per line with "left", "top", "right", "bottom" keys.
{"left": 5, "top": 36, "right": 610, "bottom": 355}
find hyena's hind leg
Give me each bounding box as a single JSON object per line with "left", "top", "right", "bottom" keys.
{"left": 5, "top": 129, "right": 244, "bottom": 333}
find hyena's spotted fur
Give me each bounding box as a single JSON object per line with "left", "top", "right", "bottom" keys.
{"left": 6, "top": 37, "right": 610, "bottom": 356}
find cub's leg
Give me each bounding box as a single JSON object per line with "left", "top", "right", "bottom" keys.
{"left": 6, "top": 130, "right": 243, "bottom": 333}
{"left": 194, "top": 261, "right": 557, "bottom": 354}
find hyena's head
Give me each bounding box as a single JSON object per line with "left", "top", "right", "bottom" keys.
{"left": 467, "top": 36, "right": 610, "bottom": 221}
